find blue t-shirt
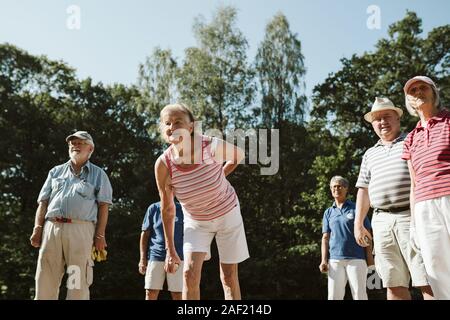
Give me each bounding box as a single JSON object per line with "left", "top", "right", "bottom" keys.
{"left": 141, "top": 202, "right": 184, "bottom": 261}
{"left": 322, "top": 199, "right": 371, "bottom": 260}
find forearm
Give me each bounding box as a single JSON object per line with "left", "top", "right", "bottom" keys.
{"left": 161, "top": 204, "right": 176, "bottom": 252}
{"left": 223, "top": 161, "right": 239, "bottom": 177}
{"left": 95, "top": 203, "right": 109, "bottom": 236}
{"left": 215, "top": 140, "right": 244, "bottom": 177}
{"left": 355, "top": 188, "right": 370, "bottom": 228}
{"left": 321, "top": 237, "right": 329, "bottom": 262}
{"left": 30, "top": 201, "right": 48, "bottom": 248}
{"left": 140, "top": 232, "right": 149, "bottom": 260}
{"left": 365, "top": 242, "right": 374, "bottom": 264}
{"left": 34, "top": 201, "right": 48, "bottom": 227}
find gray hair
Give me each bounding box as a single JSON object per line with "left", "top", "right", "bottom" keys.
{"left": 67, "top": 139, "right": 94, "bottom": 158}
{"left": 330, "top": 176, "right": 349, "bottom": 189}
{"left": 88, "top": 147, "right": 94, "bottom": 159}
{"left": 85, "top": 140, "right": 95, "bottom": 149}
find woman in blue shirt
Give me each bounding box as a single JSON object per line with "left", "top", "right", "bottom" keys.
{"left": 319, "top": 176, "right": 374, "bottom": 300}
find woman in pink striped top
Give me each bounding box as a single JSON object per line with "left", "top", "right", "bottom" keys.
{"left": 155, "top": 103, "right": 249, "bottom": 300}
{"left": 402, "top": 76, "right": 450, "bottom": 299}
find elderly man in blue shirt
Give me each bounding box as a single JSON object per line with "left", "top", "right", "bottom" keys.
{"left": 319, "top": 176, "right": 373, "bottom": 300}
{"left": 29, "top": 131, "right": 113, "bottom": 300}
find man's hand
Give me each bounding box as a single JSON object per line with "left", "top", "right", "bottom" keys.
{"left": 30, "top": 226, "right": 43, "bottom": 248}
{"left": 138, "top": 259, "right": 147, "bottom": 275}
{"left": 319, "top": 261, "right": 329, "bottom": 273}
{"left": 94, "top": 235, "right": 107, "bottom": 251}
{"left": 354, "top": 225, "right": 372, "bottom": 247}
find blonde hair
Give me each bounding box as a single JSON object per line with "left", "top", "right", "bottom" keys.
{"left": 159, "top": 103, "right": 195, "bottom": 136}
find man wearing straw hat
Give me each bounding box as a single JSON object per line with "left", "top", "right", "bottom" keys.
{"left": 353, "top": 98, "right": 432, "bottom": 300}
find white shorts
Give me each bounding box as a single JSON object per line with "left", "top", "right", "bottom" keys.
{"left": 144, "top": 261, "right": 183, "bottom": 292}
{"left": 372, "top": 210, "right": 428, "bottom": 288}
{"left": 183, "top": 205, "right": 250, "bottom": 264}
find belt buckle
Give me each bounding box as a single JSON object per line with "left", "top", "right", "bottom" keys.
{"left": 55, "top": 217, "right": 72, "bottom": 223}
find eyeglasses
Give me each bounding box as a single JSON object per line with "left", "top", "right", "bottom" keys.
{"left": 408, "top": 84, "right": 431, "bottom": 95}
{"left": 68, "top": 141, "right": 89, "bottom": 147}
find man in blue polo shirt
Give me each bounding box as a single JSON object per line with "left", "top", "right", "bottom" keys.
{"left": 319, "top": 176, "right": 373, "bottom": 300}
{"left": 138, "top": 201, "right": 184, "bottom": 300}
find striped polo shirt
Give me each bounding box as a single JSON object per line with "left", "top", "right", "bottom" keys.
{"left": 163, "top": 135, "right": 238, "bottom": 221}
{"left": 356, "top": 133, "right": 411, "bottom": 210}
{"left": 401, "top": 110, "right": 450, "bottom": 203}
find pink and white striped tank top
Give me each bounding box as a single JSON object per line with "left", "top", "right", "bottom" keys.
{"left": 163, "top": 136, "right": 238, "bottom": 221}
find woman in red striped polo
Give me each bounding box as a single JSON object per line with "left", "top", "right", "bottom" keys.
{"left": 401, "top": 76, "right": 450, "bottom": 299}
{"left": 154, "top": 103, "right": 249, "bottom": 300}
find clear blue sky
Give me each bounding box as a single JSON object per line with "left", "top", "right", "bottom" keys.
{"left": 0, "top": 0, "right": 449, "bottom": 99}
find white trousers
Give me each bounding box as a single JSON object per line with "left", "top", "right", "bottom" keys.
{"left": 415, "top": 195, "right": 450, "bottom": 300}
{"left": 328, "top": 259, "right": 368, "bottom": 300}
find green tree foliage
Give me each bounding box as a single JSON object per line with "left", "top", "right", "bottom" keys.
{"left": 0, "top": 44, "right": 159, "bottom": 299}
{"left": 297, "top": 12, "right": 449, "bottom": 299}
{"left": 177, "top": 6, "right": 254, "bottom": 131}
{"left": 137, "top": 47, "right": 178, "bottom": 139}
{"left": 312, "top": 11, "right": 449, "bottom": 141}
{"left": 1, "top": 9, "right": 448, "bottom": 300}
{"left": 238, "top": 13, "right": 316, "bottom": 298}
{"left": 255, "top": 12, "right": 307, "bottom": 128}
{"left": 309, "top": 11, "right": 449, "bottom": 206}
